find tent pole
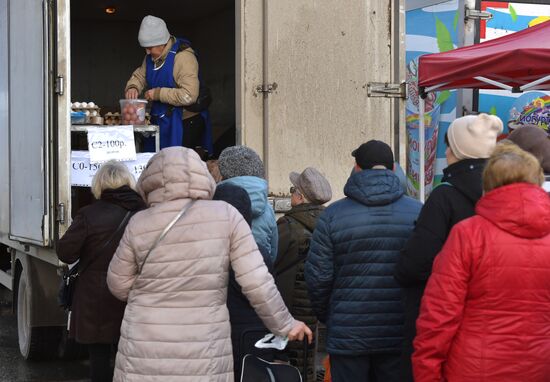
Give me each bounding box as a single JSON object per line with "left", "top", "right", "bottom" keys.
{"left": 425, "top": 82, "right": 450, "bottom": 93}
{"left": 419, "top": 97, "right": 425, "bottom": 203}
{"left": 473, "top": 76, "right": 513, "bottom": 91}
{"left": 520, "top": 74, "right": 550, "bottom": 91}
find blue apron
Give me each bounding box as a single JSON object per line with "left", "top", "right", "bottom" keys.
{"left": 144, "top": 38, "right": 213, "bottom": 153}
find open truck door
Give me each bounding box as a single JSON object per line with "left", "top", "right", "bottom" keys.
{"left": 238, "top": 0, "right": 406, "bottom": 198}
{"left": 8, "top": 0, "right": 52, "bottom": 246}
{"left": 56, "top": 0, "right": 71, "bottom": 238}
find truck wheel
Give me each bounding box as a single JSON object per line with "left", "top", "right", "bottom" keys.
{"left": 16, "top": 271, "right": 60, "bottom": 360}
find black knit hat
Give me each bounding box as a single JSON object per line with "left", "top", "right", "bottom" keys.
{"left": 213, "top": 183, "right": 252, "bottom": 227}
{"left": 352, "top": 140, "right": 394, "bottom": 170}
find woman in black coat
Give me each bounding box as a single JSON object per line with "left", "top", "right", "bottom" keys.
{"left": 394, "top": 114, "right": 502, "bottom": 381}
{"left": 57, "top": 161, "right": 146, "bottom": 382}
{"left": 213, "top": 183, "right": 275, "bottom": 382}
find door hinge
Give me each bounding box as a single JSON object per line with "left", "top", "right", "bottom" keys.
{"left": 43, "top": 214, "right": 50, "bottom": 246}
{"left": 465, "top": 9, "right": 493, "bottom": 21}
{"left": 56, "top": 203, "right": 66, "bottom": 225}
{"left": 367, "top": 82, "right": 407, "bottom": 99}
{"left": 55, "top": 75, "right": 64, "bottom": 95}
{"left": 256, "top": 82, "right": 278, "bottom": 95}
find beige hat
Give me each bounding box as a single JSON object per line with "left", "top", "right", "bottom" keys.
{"left": 289, "top": 167, "right": 332, "bottom": 204}
{"left": 447, "top": 113, "right": 503, "bottom": 160}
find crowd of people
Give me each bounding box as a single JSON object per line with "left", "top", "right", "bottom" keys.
{"left": 58, "top": 113, "right": 550, "bottom": 382}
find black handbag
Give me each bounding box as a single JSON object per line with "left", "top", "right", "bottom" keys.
{"left": 240, "top": 355, "right": 304, "bottom": 382}
{"left": 57, "top": 210, "right": 133, "bottom": 310}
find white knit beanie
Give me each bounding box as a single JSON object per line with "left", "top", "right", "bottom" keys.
{"left": 447, "top": 113, "right": 503, "bottom": 159}
{"left": 138, "top": 15, "right": 170, "bottom": 48}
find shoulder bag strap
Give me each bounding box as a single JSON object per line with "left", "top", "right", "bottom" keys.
{"left": 78, "top": 210, "right": 134, "bottom": 276}
{"left": 137, "top": 201, "right": 195, "bottom": 275}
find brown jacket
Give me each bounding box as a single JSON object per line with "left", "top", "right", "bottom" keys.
{"left": 57, "top": 186, "right": 146, "bottom": 344}
{"left": 107, "top": 147, "right": 295, "bottom": 382}
{"left": 125, "top": 36, "right": 199, "bottom": 119}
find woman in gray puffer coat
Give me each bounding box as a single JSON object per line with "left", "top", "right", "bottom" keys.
{"left": 107, "top": 147, "right": 311, "bottom": 382}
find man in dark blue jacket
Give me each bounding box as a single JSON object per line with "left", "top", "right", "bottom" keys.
{"left": 305, "top": 140, "right": 421, "bottom": 382}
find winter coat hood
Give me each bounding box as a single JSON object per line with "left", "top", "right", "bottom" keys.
{"left": 476, "top": 182, "right": 550, "bottom": 239}
{"left": 220, "top": 176, "right": 268, "bottom": 218}
{"left": 100, "top": 186, "right": 146, "bottom": 211}
{"left": 344, "top": 169, "right": 404, "bottom": 206}
{"left": 137, "top": 147, "right": 216, "bottom": 206}
{"left": 442, "top": 158, "right": 486, "bottom": 204}
{"left": 218, "top": 176, "right": 278, "bottom": 263}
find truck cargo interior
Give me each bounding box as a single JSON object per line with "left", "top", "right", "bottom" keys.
{"left": 70, "top": 0, "right": 235, "bottom": 215}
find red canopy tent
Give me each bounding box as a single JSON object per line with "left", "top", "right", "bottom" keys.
{"left": 414, "top": 21, "right": 550, "bottom": 201}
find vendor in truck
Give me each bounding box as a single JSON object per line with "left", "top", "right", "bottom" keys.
{"left": 125, "top": 15, "right": 212, "bottom": 154}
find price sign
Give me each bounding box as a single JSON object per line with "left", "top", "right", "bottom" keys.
{"left": 71, "top": 151, "right": 155, "bottom": 187}
{"left": 71, "top": 151, "right": 101, "bottom": 187}
{"left": 87, "top": 126, "right": 137, "bottom": 164}
{"left": 125, "top": 153, "right": 155, "bottom": 179}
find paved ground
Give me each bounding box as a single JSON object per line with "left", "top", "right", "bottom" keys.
{"left": 0, "top": 288, "right": 89, "bottom": 382}
{"left": 0, "top": 286, "right": 327, "bottom": 381}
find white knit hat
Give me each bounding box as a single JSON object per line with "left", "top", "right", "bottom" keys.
{"left": 447, "top": 113, "right": 503, "bottom": 160}
{"left": 138, "top": 15, "right": 170, "bottom": 48}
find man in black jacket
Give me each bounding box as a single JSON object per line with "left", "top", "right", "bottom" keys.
{"left": 394, "top": 113, "right": 502, "bottom": 381}
{"left": 305, "top": 141, "right": 422, "bottom": 382}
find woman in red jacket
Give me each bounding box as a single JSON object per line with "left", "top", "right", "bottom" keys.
{"left": 413, "top": 141, "right": 550, "bottom": 382}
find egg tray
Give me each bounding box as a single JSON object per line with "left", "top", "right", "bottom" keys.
{"left": 71, "top": 107, "right": 101, "bottom": 118}
{"left": 104, "top": 112, "right": 151, "bottom": 126}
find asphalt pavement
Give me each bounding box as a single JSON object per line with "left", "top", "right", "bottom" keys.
{"left": 0, "top": 288, "right": 89, "bottom": 382}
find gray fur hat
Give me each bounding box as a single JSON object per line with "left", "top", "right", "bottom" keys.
{"left": 218, "top": 146, "right": 265, "bottom": 179}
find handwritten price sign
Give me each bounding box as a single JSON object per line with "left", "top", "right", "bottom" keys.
{"left": 87, "top": 126, "right": 137, "bottom": 164}
{"left": 71, "top": 151, "right": 155, "bottom": 187}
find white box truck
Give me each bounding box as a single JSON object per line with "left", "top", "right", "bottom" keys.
{"left": 0, "top": 0, "right": 405, "bottom": 358}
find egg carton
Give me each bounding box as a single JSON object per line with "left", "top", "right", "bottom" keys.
{"left": 104, "top": 112, "right": 121, "bottom": 126}
{"left": 104, "top": 112, "right": 151, "bottom": 126}
{"left": 71, "top": 102, "right": 101, "bottom": 119}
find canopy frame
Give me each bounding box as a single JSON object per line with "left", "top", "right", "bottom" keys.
{"left": 417, "top": 73, "right": 550, "bottom": 202}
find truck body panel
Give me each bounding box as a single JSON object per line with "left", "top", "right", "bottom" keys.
{"left": 0, "top": 0, "right": 10, "bottom": 243}
{"left": 239, "top": 0, "right": 405, "bottom": 198}
{"left": 8, "top": 0, "right": 50, "bottom": 246}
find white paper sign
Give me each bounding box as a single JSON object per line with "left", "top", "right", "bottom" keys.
{"left": 71, "top": 151, "right": 155, "bottom": 187}
{"left": 87, "top": 126, "right": 137, "bottom": 164}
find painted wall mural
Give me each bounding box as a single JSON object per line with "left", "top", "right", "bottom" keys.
{"left": 406, "top": 0, "right": 459, "bottom": 198}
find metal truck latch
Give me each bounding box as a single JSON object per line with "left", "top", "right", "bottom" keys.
{"left": 55, "top": 76, "right": 64, "bottom": 95}
{"left": 465, "top": 9, "right": 493, "bottom": 21}
{"left": 256, "top": 83, "right": 278, "bottom": 95}
{"left": 367, "top": 82, "right": 407, "bottom": 99}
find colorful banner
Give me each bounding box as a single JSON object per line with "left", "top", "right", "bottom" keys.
{"left": 406, "top": 0, "right": 460, "bottom": 199}
{"left": 508, "top": 93, "right": 550, "bottom": 133}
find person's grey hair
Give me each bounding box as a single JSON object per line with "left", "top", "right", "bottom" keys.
{"left": 91, "top": 160, "right": 136, "bottom": 199}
